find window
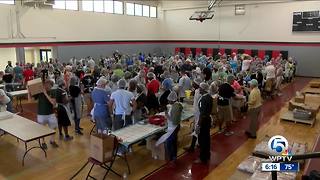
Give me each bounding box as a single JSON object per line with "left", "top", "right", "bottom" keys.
{"left": 66, "top": 0, "right": 78, "bottom": 10}
{"left": 126, "top": 3, "right": 134, "bottom": 16}
{"left": 143, "top": 5, "right": 149, "bottom": 17}
{"left": 104, "top": 0, "right": 113, "bottom": 13}
{"left": 82, "top": 0, "right": 93, "bottom": 11}
{"left": 150, "top": 6, "right": 157, "bottom": 18}
{"left": 53, "top": 0, "right": 65, "bottom": 9}
{"left": 134, "top": 4, "right": 142, "bottom": 16}
{"left": 53, "top": 0, "right": 78, "bottom": 10}
{"left": 93, "top": 0, "right": 104, "bottom": 12}
{"left": 0, "top": 0, "right": 14, "bottom": 5}
{"left": 114, "top": 1, "right": 123, "bottom": 14}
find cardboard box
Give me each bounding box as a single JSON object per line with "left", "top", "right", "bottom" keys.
{"left": 305, "top": 94, "right": 320, "bottom": 106}
{"left": 146, "top": 137, "right": 168, "bottom": 161}
{"left": 294, "top": 95, "right": 305, "bottom": 103}
{"left": 27, "top": 78, "right": 43, "bottom": 96}
{"left": 289, "top": 100, "right": 319, "bottom": 118}
{"left": 310, "top": 82, "right": 320, "bottom": 88}
{"left": 90, "top": 133, "right": 114, "bottom": 162}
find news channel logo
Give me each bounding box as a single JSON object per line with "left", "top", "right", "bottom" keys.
{"left": 268, "top": 135, "right": 291, "bottom": 156}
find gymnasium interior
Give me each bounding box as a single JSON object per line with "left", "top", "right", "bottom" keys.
{"left": 0, "top": 0, "right": 320, "bottom": 180}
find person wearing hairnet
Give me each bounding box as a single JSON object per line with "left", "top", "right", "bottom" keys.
{"left": 218, "top": 75, "right": 243, "bottom": 136}
{"left": 178, "top": 70, "right": 192, "bottom": 102}
{"left": 156, "top": 91, "right": 183, "bottom": 161}
{"left": 245, "top": 79, "right": 262, "bottom": 139}
{"left": 56, "top": 79, "right": 73, "bottom": 141}
{"left": 194, "top": 83, "right": 212, "bottom": 164}
{"left": 133, "top": 84, "right": 147, "bottom": 122}
{"left": 91, "top": 78, "right": 112, "bottom": 134}
{"left": 69, "top": 76, "right": 83, "bottom": 135}
{"left": 184, "top": 78, "right": 202, "bottom": 152}
{"left": 109, "top": 79, "right": 137, "bottom": 130}
{"left": 159, "top": 78, "right": 173, "bottom": 111}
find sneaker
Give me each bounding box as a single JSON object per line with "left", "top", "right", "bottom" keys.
{"left": 50, "top": 141, "right": 59, "bottom": 148}
{"left": 41, "top": 142, "right": 48, "bottom": 149}
{"left": 79, "top": 127, "right": 84, "bottom": 130}
{"left": 75, "top": 130, "right": 83, "bottom": 135}
{"left": 224, "top": 131, "right": 234, "bottom": 136}
{"left": 64, "top": 135, "right": 74, "bottom": 141}
{"left": 117, "top": 152, "right": 124, "bottom": 156}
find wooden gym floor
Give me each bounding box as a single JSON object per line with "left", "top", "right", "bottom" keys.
{"left": 0, "top": 77, "right": 319, "bottom": 180}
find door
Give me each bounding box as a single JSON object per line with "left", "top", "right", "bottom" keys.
{"left": 40, "top": 49, "right": 52, "bottom": 62}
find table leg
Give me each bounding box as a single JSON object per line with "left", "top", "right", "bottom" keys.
{"left": 122, "top": 152, "right": 131, "bottom": 174}
{"left": 90, "top": 124, "right": 96, "bottom": 135}
{"left": 22, "top": 139, "right": 47, "bottom": 166}
{"left": 19, "top": 96, "right": 23, "bottom": 113}
{"left": 15, "top": 97, "right": 19, "bottom": 112}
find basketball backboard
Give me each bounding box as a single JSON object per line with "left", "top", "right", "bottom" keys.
{"left": 189, "top": 11, "right": 215, "bottom": 22}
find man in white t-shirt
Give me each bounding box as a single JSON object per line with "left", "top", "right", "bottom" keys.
{"left": 264, "top": 62, "right": 276, "bottom": 93}
{"left": 109, "top": 79, "right": 137, "bottom": 130}
{"left": 241, "top": 57, "right": 252, "bottom": 72}
{"left": 87, "top": 58, "right": 95, "bottom": 69}
{"left": 265, "top": 62, "right": 276, "bottom": 79}
{"left": 178, "top": 70, "right": 192, "bottom": 102}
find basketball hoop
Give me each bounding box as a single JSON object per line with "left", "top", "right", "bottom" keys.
{"left": 189, "top": 11, "right": 214, "bottom": 22}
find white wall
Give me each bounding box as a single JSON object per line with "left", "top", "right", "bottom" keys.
{"left": 0, "top": 48, "right": 16, "bottom": 70}
{"left": 1, "top": 1, "right": 320, "bottom": 43}
{"left": 0, "top": 3, "right": 160, "bottom": 43}
{"left": 159, "top": 1, "right": 320, "bottom": 42}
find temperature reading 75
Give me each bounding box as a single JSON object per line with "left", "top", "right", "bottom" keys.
{"left": 284, "top": 164, "right": 294, "bottom": 170}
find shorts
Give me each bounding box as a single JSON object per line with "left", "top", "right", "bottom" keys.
{"left": 37, "top": 114, "right": 58, "bottom": 129}
{"left": 218, "top": 105, "right": 232, "bottom": 122}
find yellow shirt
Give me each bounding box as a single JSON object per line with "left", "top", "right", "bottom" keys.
{"left": 248, "top": 87, "right": 262, "bottom": 109}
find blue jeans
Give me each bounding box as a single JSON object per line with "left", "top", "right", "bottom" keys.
{"left": 113, "top": 115, "right": 132, "bottom": 131}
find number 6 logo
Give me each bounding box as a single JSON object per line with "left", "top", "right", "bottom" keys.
{"left": 268, "top": 135, "right": 288, "bottom": 154}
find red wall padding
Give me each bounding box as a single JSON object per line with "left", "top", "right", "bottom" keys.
{"left": 258, "top": 50, "right": 265, "bottom": 59}
{"left": 175, "top": 48, "right": 180, "bottom": 54}
{"left": 196, "top": 48, "right": 202, "bottom": 55}
{"left": 185, "top": 48, "right": 191, "bottom": 55}
{"left": 244, "top": 49, "right": 252, "bottom": 55}
{"left": 207, "top": 48, "right": 213, "bottom": 56}
{"left": 219, "top": 48, "right": 225, "bottom": 55}
{"left": 176, "top": 47, "right": 288, "bottom": 60}
{"left": 272, "top": 50, "right": 280, "bottom": 58}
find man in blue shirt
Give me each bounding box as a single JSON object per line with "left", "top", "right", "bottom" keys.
{"left": 109, "top": 79, "right": 137, "bottom": 130}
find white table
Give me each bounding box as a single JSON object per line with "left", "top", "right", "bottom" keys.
{"left": 110, "top": 106, "right": 194, "bottom": 174}
{"left": 0, "top": 112, "right": 55, "bottom": 165}
{"left": 8, "top": 89, "right": 28, "bottom": 112}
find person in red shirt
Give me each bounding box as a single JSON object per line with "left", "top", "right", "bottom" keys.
{"left": 146, "top": 72, "right": 160, "bottom": 95}
{"left": 23, "top": 65, "right": 34, "bottom": 85}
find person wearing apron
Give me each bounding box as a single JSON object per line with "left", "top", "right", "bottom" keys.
{"left": 156, "top": 91, "right": 183, "bottom": 161}
{"left": 69, "top": 76, "right": 83, "bottom": 135}
{"left": 194, "top": 83, "right": 212, "bottom": 164}
{"left": 133, "top": 84, "right": 147, "bottom": 123}
{"left": 91, "top": 78, "right": 111, "bottom": 134}
{"left": 184, "top": 78, "right": 202, "bottom": 152}
{"left": 55, "top": 79, "right": 73, "bottom": 141}
{"left": 109, "top": 79, "right": 137, "bottom": 131}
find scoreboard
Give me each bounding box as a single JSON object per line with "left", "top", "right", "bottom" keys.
{"left": 292, "top": 10, "right": 320, "bottom": 32}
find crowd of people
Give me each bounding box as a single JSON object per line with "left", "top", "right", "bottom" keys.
{"left": 0, "top": 50, "right": 297, "bottom": 163}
